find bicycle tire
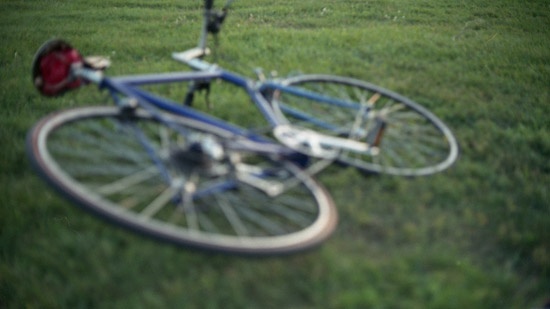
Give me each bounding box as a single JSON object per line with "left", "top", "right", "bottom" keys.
{"left": 271, "top": 74, "right": 459, "bottom": 176}
{"left": 26, "top": 106, "right": 337, "bottom": 255}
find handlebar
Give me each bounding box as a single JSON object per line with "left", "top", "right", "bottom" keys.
{"left": 196, "top": 0, "right": 231, "bottom": 53}
{"left": 205, "top": 0, "right": 214, "bottom": 10}
{"left": 205, "top": 0, "right": 233, "bottom": 11}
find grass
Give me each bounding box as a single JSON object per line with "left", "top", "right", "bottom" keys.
{"left": 1, "top": 0, "right": 549, "bottom": 307}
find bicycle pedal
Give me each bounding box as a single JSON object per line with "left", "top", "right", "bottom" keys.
{"left": 365, "top": 117, "right": 387, "bottom": 148}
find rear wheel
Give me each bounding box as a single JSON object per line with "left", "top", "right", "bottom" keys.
{"left": 271, "top": 75, "right": 459, "bottom": 176}
{"left": 26, "top": 106, "right": 337, "bottom": 255}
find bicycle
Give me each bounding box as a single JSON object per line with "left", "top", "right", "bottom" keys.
{"left": 26, "top": 0, "right": 458, "bottom": 255}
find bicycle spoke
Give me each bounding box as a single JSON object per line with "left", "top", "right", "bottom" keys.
{"left": 215, "top": 194, "right": 249, "bottom": 237}
{"left": 226, "top": 190, "right": 287, "bottom": 235}
{"left": 379, "top": 142, "right": 407, "bottom": 167}
{"left": 266, "top": 201, "right": 313, "bottom": 227}
{"left": 276, "top": 194, "right": 317, "bottom": 213}
{"left": 54, "top": 130, "right": 146, "bottom": 165}
{"left": 96, "top": 165, "right": 158, "bottom": 195}
{"left": 185, "top": 203, "right": 200, "bottom": 231}
{"left": 60, "top": 161, "right": 147, "bottom": 178}
{"left": 385, "top": 127, "right": 448, "bottom": 148}
{"left": 197, "top": 213, "right": 220, "bottom": 234}
{"left": 140, "top": 185, "right": 177, "bottom": 219}
{"left": 117, "top": 184, "right": 164, "bottom": 209}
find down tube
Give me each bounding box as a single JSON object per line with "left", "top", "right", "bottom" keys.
{"left": 220, "top": 71, "right": 288, "bottom": 127}
{"left": 101, "top": 77, "right": 282, "bottom": 145}
{"left": 102, "top": 77, "right": 247, "bottom": 136}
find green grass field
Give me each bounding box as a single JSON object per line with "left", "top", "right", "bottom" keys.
{"left": 1, "top": 0, "right": 549, "bottom": 307}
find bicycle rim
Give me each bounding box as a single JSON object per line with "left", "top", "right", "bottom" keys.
{"left": 272, "top": 74, "right": 459, "bottom": 176}
{"left": 26, "top": 106, "right": 337, "bottom": 255}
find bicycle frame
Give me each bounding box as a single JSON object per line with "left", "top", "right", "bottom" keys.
{"left": 74, "top": 58, "right": 374, "bottom": 160}
{"left": 67, "top": 0, "right": 380, "bottom": 166}
{"left": 83, "top": 60, "right": 366, "bottom": 128}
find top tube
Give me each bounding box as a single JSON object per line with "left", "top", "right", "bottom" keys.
{"left": 97, "top": 70, "right": 285, "bottom": 143}
{"left": 101, "top": 75, "right": 246, "bottom": 135}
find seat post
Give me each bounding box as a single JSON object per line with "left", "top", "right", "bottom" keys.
{"left": 198, "top": 1, "right": 213, "bottom": 52}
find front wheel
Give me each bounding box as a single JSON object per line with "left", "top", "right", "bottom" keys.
{"left": 26, "top": 106, "right": 337, "bottom": 255}
{"left": 271, "top": 75, "right": 459, "bottom": 176}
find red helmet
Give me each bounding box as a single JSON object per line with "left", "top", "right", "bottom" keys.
{"left": 32, "top": 39, "right": 83, "bottom": 96}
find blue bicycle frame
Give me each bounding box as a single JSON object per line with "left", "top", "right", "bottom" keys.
{"left": 84, "top": 65, "right": 364, "bottom": 144}
{"left": 75, "top": 69, "right": 306, "bottom": 201}
{"left": 67, "top": 0, "right": 372, "bottom": 163}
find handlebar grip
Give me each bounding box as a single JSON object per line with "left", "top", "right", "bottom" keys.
{"left": 205, "top": 0, "right": 214, "bottom": 10}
